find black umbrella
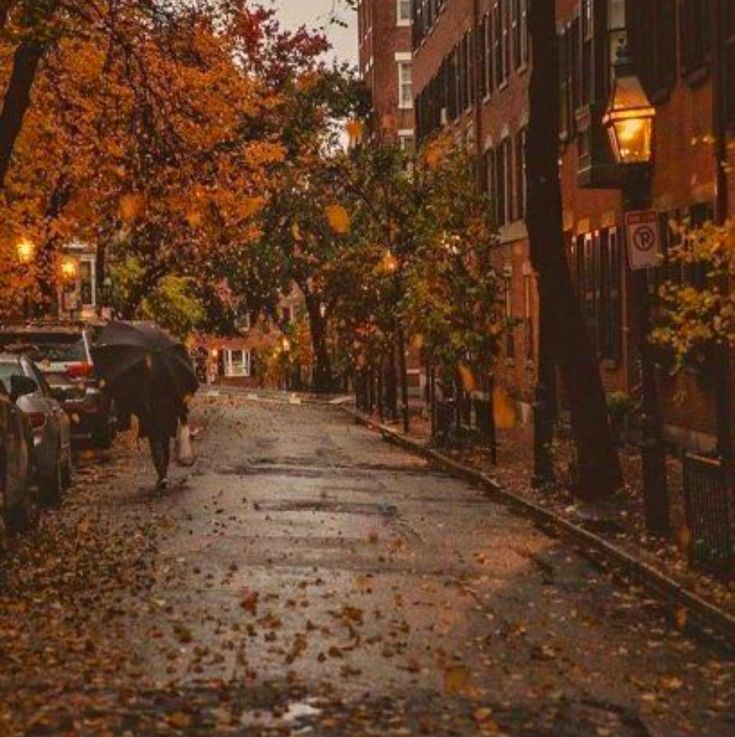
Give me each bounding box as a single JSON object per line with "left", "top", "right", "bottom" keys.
{"left": 90, "top": 322, "right": 199, "bottom": 408}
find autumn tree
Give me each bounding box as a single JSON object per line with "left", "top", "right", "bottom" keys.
{"left": 0, "top": 1, "right": 330, "bottom": 324}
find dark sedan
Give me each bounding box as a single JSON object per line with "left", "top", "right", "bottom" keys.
{"left": 0, "top": 324, "right": 117, "bottom": 449}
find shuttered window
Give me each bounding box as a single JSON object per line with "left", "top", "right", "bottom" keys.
{"left": 628, "top": 0, "right": 677, "bottom": 98}
{"left": 570, "top": 229, "right": 621, "bottom": 361}
{"left": 680, "top": 0, "right": 711, "bottom": 77}
{"left": 493, "top": 2, "right": 503, "bottom": 88}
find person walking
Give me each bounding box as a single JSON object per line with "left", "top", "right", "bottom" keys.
{"left": 138, "top": 361, "right": 189, "bottom": 488}
{"left": 91, "top": 321, "right": 200, "bottom": 489}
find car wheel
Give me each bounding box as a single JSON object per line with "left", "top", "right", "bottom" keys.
{"left": 40, "top": 451, "right": 64, "bottom": 507}
{"left": 93, "top": 422, "right": 115, "bottom": 450}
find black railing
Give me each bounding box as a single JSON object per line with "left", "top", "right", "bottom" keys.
{"left": 682, "top": 453, "right": 733, "bottom": 572}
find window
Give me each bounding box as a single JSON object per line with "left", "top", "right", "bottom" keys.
{"left": 458, "top": 38, "right": 466, "bottom": 111}
{"left": 504, "top": 272, "right": 515, "bottom": 359}
{"left": 599, "top": 228, "right": 622, "bottom": 362}
{"left": 559, "top": 26, "right": 570, "bottom": 139}
{"left": 398, "top": 62, "right": 413, "bottom": 109}
{"left": 79, "top": 260, "right": 95, "bottom": 307}
{"left": 494, "top": 138, "right": 512, "bottom": 226}
{"left": 483, "top": 146, "right": 495, "bottom": 198}
{"left": 520, "top": 0, "right": 529, "bottom": 66}
{"left": 628, "top": 0, "right": 676, "bottom": 97}
{"left": 514, "top": 127, "right": 527, "bottom": 221}
{"left": 580, "top": 0, "right": 594, "bottom": 105}
{"left": 225, "top": 349, "right": 251, "bottom": 378}
{"left": 680, "top": 0, "right": 711, "bottom": 77}
{"left": 493, "top": 2, "right": 503, "bottom": 88}
{"left": 398, "top": 131, "right": 415, "bottom": 153}
{"left": 570, "top": 228, "right": 621, "bottom": 362}
{"left": 397, "top": 0, "right": 411, "bottom": 26}
{"left": 482, "top": 13, "right": 492, "bottom": 97}
{"left": 465, "top": 31, "right": 474, "bottom": 108}
{"left": 511, "top": 0, "right": 521, "bottom": 69}
{"left": 558, "top": 18, "right": 580, "bottom": 139}
{"left": 523, "top": 273, "right": 534, "bottom": 360}
{"left": 501, "top": 0, "right": 511, "bottom": 83}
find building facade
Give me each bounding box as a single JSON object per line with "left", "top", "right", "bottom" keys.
{"left": 358, "top": 0, "right": 416, "bottom": 148}
{"left": 408, "top": 0, "right": 733, "bottom": 448}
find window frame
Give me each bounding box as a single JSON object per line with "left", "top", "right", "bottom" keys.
{"left": 398, "top": 60, "right": 413, "bottom": 109}
{"left": 224, "top": 348, "right": 251, "bottom": 378}
{"left": 397, "top": 0, "right": 411, "bottom": 26}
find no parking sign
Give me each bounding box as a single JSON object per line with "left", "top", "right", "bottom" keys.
{"left": 625, "top": 210, "right": 662, "bottom": 270}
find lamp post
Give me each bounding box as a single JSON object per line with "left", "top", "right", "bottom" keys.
{"left": 16, "top": 238, "right": 36, "bottom": 320}
{"left": 603, "top": 46, "right": 669, "bottom": 535}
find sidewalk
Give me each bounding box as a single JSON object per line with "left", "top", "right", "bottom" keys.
{"left": 346, "top": 405, "right": 734, "bottom": 643}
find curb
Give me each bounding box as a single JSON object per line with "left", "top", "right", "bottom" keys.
{"left": 343, "top": 406, "right": 735, "bottom": 648}
{"left": 203, "top": 388, "right": 352, "bottom": 407}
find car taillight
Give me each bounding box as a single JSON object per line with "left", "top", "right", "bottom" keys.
{"left": 66, "top": 362, "right": 94, "bottom": 380}
{"left": 29, "top": 412, "right": 46, "bottom": 430}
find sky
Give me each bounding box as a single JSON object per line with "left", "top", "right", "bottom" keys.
{"left": 270, "top": 0, "right": 358, "bottom": 66}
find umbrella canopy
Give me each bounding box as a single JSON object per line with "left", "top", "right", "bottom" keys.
{"left": 91, "top": 322, "right": 199, "bottom": 407}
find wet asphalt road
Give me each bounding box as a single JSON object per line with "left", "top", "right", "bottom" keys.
{"left": 1, "top": 392, "right": 733, "bottom": 736}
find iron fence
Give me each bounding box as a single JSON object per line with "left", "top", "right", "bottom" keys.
{"left": 682, "top": 453, "right": 733, "bottom": 572}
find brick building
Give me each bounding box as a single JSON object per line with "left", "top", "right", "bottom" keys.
{"left": 409, "top": 0, "right": 733, "bottom": 449}
{"left": 358, "top": 0, "right": 416, "bottom": 148}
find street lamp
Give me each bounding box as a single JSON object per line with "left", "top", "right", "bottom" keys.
{"left": 16, "top": 238, "right": 35, "bottom": 265}
{"left": 60, "top": 256, "right": 79, "bottom": 284}
{"left": 603, "top": 45, "right": 669, "bottom": 535}
{"left": 16, "top": 238, "right": 36, "bottom": 319}
{"left": 602, "top": 54, "right": 655, "bottom": 166}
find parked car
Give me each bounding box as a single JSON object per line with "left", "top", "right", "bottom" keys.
{"left": 0, "top": 324, "right": 117, "bottom": 449}
{"left": 0, "top": 375, "right": 36, "bottom": 532}
{"left": 0, "top": 353, "right": 72, "bottom": 504}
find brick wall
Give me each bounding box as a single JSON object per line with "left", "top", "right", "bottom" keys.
{"left": 359, "top": 0, "right": 414, "bottom": 140}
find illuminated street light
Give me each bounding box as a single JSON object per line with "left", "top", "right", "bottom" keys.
{"left": 60, "top": 256, "right": 79, "bottom": 283}
{"left": 16, "top": 238, "right": 35, "bottom": 265}
{"left": 602, "top": 47, "right": 656, "bottom": 166}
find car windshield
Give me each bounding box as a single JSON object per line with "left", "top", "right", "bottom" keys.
{"left": 0, "top": 360, "right": 22, "bottom": 393}
{"left": 0, "top": 332, "right": 86, "bottom": 363}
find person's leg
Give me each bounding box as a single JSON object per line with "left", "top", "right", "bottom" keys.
{"left": 148, "top": 434, "right": 170, "bottom": 487}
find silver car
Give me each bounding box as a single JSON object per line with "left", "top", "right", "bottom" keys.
{"left": 0, "top": 380, "right": 35, "bottom": 533}
{"left": 0, "top": 353, "right": 72, "bottom": 505}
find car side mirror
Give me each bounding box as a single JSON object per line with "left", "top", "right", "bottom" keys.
{"left": 10, "top": 374, "right": 38, "bottom": 402}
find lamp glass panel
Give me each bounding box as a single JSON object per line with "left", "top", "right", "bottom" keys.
{"left": 611, "top": 117, "right": 653, "bottom": 163}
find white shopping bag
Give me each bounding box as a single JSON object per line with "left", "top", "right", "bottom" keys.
{"left": 176, "top": 423, "right": 194, "bottom": 466}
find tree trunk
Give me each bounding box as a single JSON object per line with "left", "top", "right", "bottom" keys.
{"left": 384, "top": 348, "right": 398, "bottom": 420}
{"left": 0, "top": 41, "right": 45, "bottom": 188}
{"left": 304, "top": 292, "right": 333, "bottom": 393}
{"left": 396, "top": 323, "right": 410, "bottom": 432}
{"left": 526, "top": 0, "right": 622, "bottom": 500}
